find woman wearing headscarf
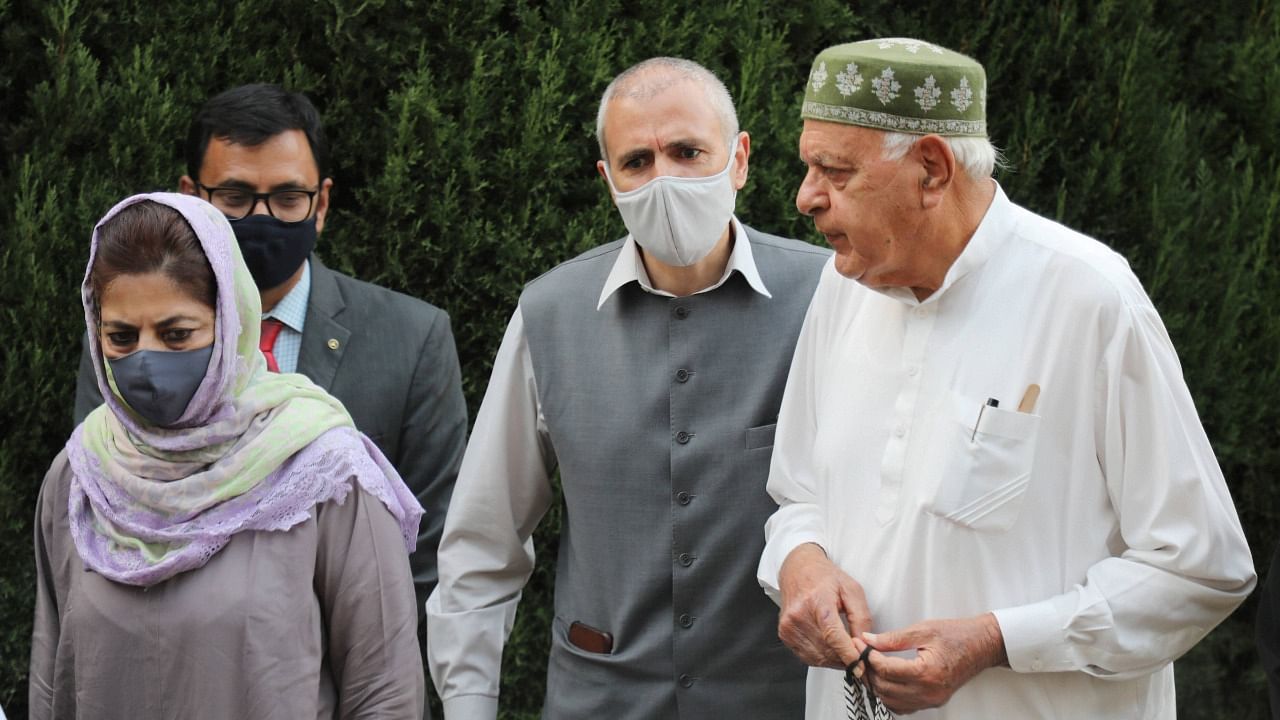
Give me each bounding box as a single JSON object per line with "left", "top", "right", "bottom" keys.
{"left": 30, "top": 193, "right": 426, "bottom": 719}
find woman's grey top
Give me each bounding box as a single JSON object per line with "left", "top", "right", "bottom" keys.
{"left": 29, "top": 450, "right": 424, "bottom": 719}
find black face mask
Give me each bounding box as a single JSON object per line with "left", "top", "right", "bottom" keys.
{"left": 108, "top": 345, "right": 215, "bottom": 427}
{"left": 229, "top": 214, "right": 318, "bottom": 290}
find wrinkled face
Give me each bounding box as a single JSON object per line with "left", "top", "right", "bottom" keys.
{"left": 795, "top": 120, "right": 925, "bottom": 286}
{"left": 597, "top": 76, "right": 749, "bottom": 194}
{"left": 181, "top": 129, "right": 332, "bottom": 232}
{"left": 98, "top": 271, "right": 215, "bottom": 359}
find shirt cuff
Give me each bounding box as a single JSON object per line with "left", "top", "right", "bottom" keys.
{"left": 425, "top": 590, "right": 518, "bottom": 701}
{"left": 758, "top": 533, "right": 829, "bottom": 606}
{"left": 992, "top": 595, "right": 1076, "bottom": 674}
{"left": 442, "top": 693, "right": 499, "bottom": 720}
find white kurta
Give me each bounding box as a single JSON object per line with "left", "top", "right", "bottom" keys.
{"left": 758, "top": 185, "right": 1255, "bottom": 718}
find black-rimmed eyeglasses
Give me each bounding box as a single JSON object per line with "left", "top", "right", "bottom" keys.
{"left": 196, "top": 183, "right": 319, "bottom": 223}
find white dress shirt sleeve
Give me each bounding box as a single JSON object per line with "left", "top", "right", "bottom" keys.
{"left": 993, "top": 303, "right": 1255, "bottom": 678}
{"left": 758, "top": 267, "right": 833, "bottom": 606}
{"left": 426, "top": 307, "right": 557, "bottom": 719}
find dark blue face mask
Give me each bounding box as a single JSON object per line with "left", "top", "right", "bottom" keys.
{"left": 107, "top": 345, "right": 215, "bottom": 427}
{"left": 229, "top": 214, "right": 317, "bottom": 290}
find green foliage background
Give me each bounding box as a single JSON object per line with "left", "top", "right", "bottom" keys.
{"left": 1, "top": 0, "right": 1277, "bottom": 717}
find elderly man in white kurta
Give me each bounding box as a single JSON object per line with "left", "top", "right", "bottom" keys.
{"left": 757, "top": 38, "right": 1256, "bottom": 718}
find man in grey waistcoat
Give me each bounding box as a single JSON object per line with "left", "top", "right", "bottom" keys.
{"left": 426, "top": 57, "right": 829, "bottom": 719}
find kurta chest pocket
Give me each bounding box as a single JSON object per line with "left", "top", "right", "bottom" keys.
{"left": 922, "top": 391, "right": 1041, "bottom": 532}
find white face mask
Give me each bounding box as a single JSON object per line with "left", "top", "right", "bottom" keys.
{"left": 604, "top": 141, "right": 738, "bottom": 267}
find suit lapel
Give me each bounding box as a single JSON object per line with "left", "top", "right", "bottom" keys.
{"left": 297, "top": 255, "right": 351, "bottom": 392}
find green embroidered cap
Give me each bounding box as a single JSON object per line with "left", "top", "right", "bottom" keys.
{"left": 803, "top": 38, "right": 987, "bottom": 137}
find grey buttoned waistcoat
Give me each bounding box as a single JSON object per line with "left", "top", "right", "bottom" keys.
{"left": 519, "top": 225, "right": 829, "bottom": 719}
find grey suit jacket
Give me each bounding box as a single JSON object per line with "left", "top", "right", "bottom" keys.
{"left": 74, "top": 255, "right": 468, "bottom": 629}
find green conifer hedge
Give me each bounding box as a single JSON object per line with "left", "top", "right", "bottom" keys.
{"left": 1, "top": 1, "right": 1276, "bottom": 717}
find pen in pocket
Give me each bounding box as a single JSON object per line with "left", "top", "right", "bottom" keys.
{"left": 1017, "top": 383, "right": 1041, "bottom": 413}
{"left": 972, "top": 397, "right": 999, "bottom": 442}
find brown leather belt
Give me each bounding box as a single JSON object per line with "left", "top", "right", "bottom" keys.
{"left": 567, "top": 621, "right": 614, "bottom": 654}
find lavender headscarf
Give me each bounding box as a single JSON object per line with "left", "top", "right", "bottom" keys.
{"left": 67, "top": 192, "right": 422, "bottom": 586}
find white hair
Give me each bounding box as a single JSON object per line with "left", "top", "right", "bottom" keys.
{"left": 595, "top": 57, "right": 739, "bottom": 162}
{"left": 881, "top": 131, "right": 1005, "bottom": 179}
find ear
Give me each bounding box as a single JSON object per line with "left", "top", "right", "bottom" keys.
{"left": 178, "top": 175, "right": 198, "bottom": 195}
{"left": 914, "top": 135, "right": 955, "bottom": 209}
{"left": 314, "top": 178, "right": 334, "bottom": 234}
{"left": 731, "top": 131, "right": 750, "bottom": 191}
{"left": 596, "top": 159, "right": 618, "bottom": 202}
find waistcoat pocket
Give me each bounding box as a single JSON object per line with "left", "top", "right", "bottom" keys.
{"left": 745, "top": 422, "right": 778, "bottom": 450}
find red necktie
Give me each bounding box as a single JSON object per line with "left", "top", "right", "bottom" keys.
{"left": 260, "top": 319, "right": 284, "bottom": 373}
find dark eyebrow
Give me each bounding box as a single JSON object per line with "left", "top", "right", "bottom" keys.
{"left": 206, "top": 178, "right": 256, "bottom": 191}
{"left": 205, "top": 178, "right": 312, "bottom": 192}
{"left": 615, "top": 136, "right": 719, "bottom": 169}
{"left": 101, "top": 316, "right": 203, "bottom": 331}
{"left": 666, "top": 138, "right": 710, "bottom": 152}
{"left": 267, "top": 181, "right": 313, "bottom": 192}
{"left": 155, "top": 315, "right": 205, "bottom": 328}
{"left": 618, "top": 148, "right": 653, "bottom": 167}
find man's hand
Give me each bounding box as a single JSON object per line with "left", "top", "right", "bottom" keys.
{"left": 777, "top": 543, "right": 870, "bottom": 669}
{"left": 863, "top": 613, "right": 1007, "bottom": 714}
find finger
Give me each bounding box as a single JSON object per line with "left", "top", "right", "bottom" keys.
{"left": 779, "top": 622, "right": 834, "bottom": 668}
{"left": 781, "top": 596, "right": 853, "bottom": 668}
{"left": 777, "top": 615, "right": 822, "bottom": 666}
{"left": 818, "top": 606, "right": 858, "bottom": 667}
{"left": 779, "top": 596, "right": 832, "bottom": 648}
{"left": 837, "top": 582, "right": 873, "bottom": 637}
{"left": 845, "top": 639, "right": 872, "bottom": 679}
{"left": 863, "top": 623, "right": 930, "bottom": 653}
{"left": 868, "top": 673, "right": 927, "bottom": 715}
{"left": 850, "top": 633, "right": 869, "bottom": 657}
{"left": 865, "top": 649, "right": 927, "bottom": 684}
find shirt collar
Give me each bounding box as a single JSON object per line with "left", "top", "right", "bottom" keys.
{"left": 877, "top": 180, "right": 1014, "bottom": 306}
{"left": 263, "top": 259, "right": 311, "bottom": 333}
{"left": 596, "top": 216, "right": 772, "bottom": 309}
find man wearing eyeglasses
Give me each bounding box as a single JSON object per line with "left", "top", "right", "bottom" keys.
{"left": 72, "top": 84, "right": 468, "bottom": 716}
